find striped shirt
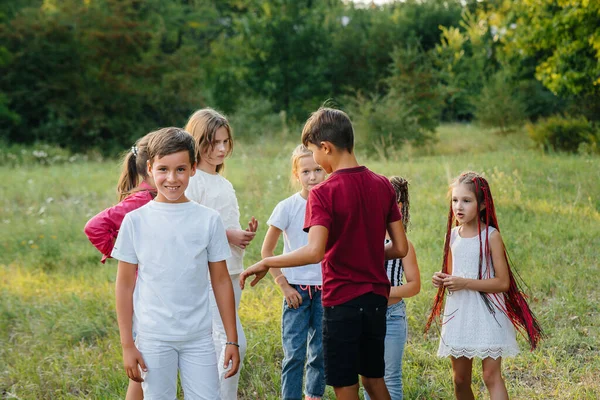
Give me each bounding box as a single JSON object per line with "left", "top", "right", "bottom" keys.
{"left": 385, "top": 239, "right": 404, "bottom": 287}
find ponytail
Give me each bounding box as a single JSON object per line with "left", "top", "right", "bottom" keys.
{"left": 116, "top": 133, "right": 154, "bottom": 201}
{"left": 116, "top": 151, "right": 140, "bottom": 201}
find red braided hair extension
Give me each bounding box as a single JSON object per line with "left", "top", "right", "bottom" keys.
{"left": 424, "top": 202, "right": 455, "bottom": 333}
{"left": 425, "top": 172, "right": 544, "bottom": 350}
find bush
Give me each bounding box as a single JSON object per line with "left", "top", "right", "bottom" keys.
{"left": 526, "top": 115, "right": 599, "bottom": 153}
{"left": 346, "top": 92, "right": 435, "bottom": 159}
{"left": 227, "top": 97, "right": 287, "bottom": 141}
{"left": 474, "top": 72, "right": 527, "bottom": 133}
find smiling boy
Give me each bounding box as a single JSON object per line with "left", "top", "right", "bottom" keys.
{"left": 112, "top": 127, "right": 240, "bottom": 399}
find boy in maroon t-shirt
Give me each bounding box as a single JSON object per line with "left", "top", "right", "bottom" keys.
{"left": 240, "top": 107, "right": 408, "bottom": 400}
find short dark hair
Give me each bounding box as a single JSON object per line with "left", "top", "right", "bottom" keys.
{"left": 301, "top": 107, "right": 354, "bottom": 152}
{"left": 147, "top": 127, "right": 196, "bottom": 166}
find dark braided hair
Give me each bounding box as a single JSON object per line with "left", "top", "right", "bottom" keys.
{"left": 389, "top": 176, "right": 410, "bottom": 230}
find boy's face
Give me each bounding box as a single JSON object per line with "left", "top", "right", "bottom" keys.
{"left": 148, "top": 150, "right": 196, "bottom": 203}
{"left": 306, "top": 142, "right": 332, "bottom": 174}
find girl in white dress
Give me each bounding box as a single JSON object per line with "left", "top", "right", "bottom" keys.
{"left": 426, "top": 171, "right": 543, "bottom": 400}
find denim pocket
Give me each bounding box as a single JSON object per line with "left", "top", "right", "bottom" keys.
{"left": 386, "top": 300, "right": 407, "bottom": 320}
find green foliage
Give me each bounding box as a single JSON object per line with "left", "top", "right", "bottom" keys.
{"left": 500, "top": 0, "right": 600, "bottom": 98}
{"left": 348, "top": 92, "right": 421, "bottom": 159}
{"left": 433, "top": 9, "right": 495, "bottom": 120}
{"left": 474, "top": 71, "right": 526, "bottom": 133}
{"left": 348, "top": 44, "right": 442, "bottom": 158}
{"left": 514, "top": 79, "right": 566, "bottom": 122}
{"left": 527, "top": 115, "right": 599, "bottom": 153}
{"left": 227, "top": 97, "right": 288, "bottom": 141}
{"left": 0, "top": 0, "right": 211, "bottom": 153}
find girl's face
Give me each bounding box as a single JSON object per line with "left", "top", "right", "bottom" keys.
{"left": 199, "top": 127, "right": 231, "bottom": 172}
{"left": 148, "top": 151, "right": 196, "bottom": 203}
{"left": 451, "top": 183, "right": 480, "bottom": 226}
{"left": 295, "top": 155, "right": 326, "bottom": 197}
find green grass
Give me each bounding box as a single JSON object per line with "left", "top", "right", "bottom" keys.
{"left": 1, "top": 125, "right": 599, "bottom": 399}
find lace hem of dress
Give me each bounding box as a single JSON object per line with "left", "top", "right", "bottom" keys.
{"left": 438, "top": 346, "right": 519, "bottom": 360}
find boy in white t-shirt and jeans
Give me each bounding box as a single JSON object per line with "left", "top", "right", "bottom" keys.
{"left": 112, "top": 127, "right": 240, "bottom": 399}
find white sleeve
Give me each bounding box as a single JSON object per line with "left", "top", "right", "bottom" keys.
{"left": 266, "top": 200, "right": 289, "bottom": 231}
{"left": 185, "top": 174, "right": 206, "bottom": 205}
{"left": 207, "top": 214, "right": 233, "bottom": 262}
{"left": 111, "top": 214, "right": 139, "bottom": 264}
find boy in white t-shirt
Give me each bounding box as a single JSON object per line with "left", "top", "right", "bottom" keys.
{"left": 112, "top": 127, "right": 240, "bottom": 399}
{"left": 261, "top": 145, "right": 327, "bottom": 400}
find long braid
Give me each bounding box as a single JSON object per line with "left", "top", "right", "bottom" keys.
{"left": 425, "top": 199, "right": 455, "bottom": 332}
{"left": 426, "top": 172, "right": 544, "bottom": 350}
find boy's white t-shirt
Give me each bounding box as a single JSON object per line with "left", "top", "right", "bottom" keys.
{"left": 186, "top": 169, "right": 244, "bottom": 275}
{"left": 112, "top": 200, "right": 231, "bottom": 342}
{"left": 267, "top": 192, "right": 322, "bottom": 285}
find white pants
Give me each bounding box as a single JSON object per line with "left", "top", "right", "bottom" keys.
{"left": 136, "top": 334, "right": 219, "bottom": 400}
{"left": 209, "top": 273, "right": 247, "bottom": 400}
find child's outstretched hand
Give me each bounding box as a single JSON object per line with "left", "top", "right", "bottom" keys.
{"left": 246, "top": 216, "right": 258, "bottom": 233}
{"left": 239, "top": 260, "right": 269, "bottom": 289}
{"left": 223, "top": 343, "right": 241, "bottom": 379}
{"left": 432, "top": 271, "right": 448, "bottom": 288}
{"left": 122, "top": 344, "right": 147, "bottom": 383}
{"left": 228, "top": 229, "right": 256, "bottom": 249}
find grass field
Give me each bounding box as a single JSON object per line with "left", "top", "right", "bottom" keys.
{"left": 1, "top": 124, "right": 599, "bottom": 399}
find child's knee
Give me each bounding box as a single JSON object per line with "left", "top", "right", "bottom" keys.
{"left": 452, "top": 371, "right": 471, "bottom": 388}
{"left": 361, "top": 376, "right": 385, "bottom": 393}
{"left": 482, "top": 367, "right": 503, "bottom": 387}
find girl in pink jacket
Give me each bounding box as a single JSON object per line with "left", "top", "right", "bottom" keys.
{"left": 84, "top": 132, "right": 156, "bottom": 400}
{"left": 85, "top": 133, "right": 156, "bottom": 264}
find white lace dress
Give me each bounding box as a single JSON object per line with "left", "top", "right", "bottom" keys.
{"left": 437, "top": 226, "right": 519, "bottom": 359}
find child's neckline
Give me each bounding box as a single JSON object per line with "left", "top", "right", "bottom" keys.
{"left": 456, "top": 226, "right": 486, "bottom": 239}
{"left": 197, "top": 168, "right": 220, "bottom": 176}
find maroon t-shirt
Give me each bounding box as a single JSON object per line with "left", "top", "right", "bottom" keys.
{"left": 304, "top": 166, "right": 402, "bottom": 307}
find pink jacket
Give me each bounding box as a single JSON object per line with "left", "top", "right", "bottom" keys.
{"left": 84, "top": 182, "right": 155, "bottom": 263}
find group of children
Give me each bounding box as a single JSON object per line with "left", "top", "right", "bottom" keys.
{"left": 84, "top": 107, "right": 542, "bottom": 400}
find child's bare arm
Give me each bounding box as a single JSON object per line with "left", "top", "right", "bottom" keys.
{"left": 115, "top": 260, "right": 146, "bottom": 382}
{"left": 389, "top": 241, "right": 421, "bottom": 299}
{"left": 208, "top": 260, "right": 240, "bottom": 378}
{"left": 262, "top": 225, "right": 303, "bottom": 308}
{"left": 385, "top": 219, "right": 408, "bottom": 260}
{"left": 240, "top": 225, "right": 328, "bottom": 289}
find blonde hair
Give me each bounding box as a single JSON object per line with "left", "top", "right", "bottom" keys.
{"left": 116, "top": 132, "right": 154, "bottom": 201}
{"left": 184, "top": 108, "right": 233, "bottom": 173}
{"left": 289, "top": 144, "right": 313, "bottom": 187}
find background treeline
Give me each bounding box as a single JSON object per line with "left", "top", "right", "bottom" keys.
{"left": 1, "top": 0, "right": 599, "bottom": 155}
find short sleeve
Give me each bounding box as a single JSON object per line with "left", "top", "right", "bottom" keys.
{"left": 267, "top": 200, "right": 289, "bottom": 231}
{"left": 207, "top": 214, "right": 233, "bottom": 262}
{"left": 303, "top": 189, "right": 331, "bottom": 232}
{"left": 111, "top": 214, "right": 139, "bottom": 264}
{"left": 185, "top": 173, "right": 206, "bottom": 205}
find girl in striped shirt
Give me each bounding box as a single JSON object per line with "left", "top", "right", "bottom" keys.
{"left": 364, "top": 176, "right": 421, "bottom": 400}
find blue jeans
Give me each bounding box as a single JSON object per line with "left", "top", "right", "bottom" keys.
{"left": 281, "top": 285, "right": 325, "bottom": 400}
{"left": 364, "top": 300, "right": 407, "bottom": 400}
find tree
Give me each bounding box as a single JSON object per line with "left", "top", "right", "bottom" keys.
{"left": 500, "top": 0, "right": 600, "bottom": 98}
